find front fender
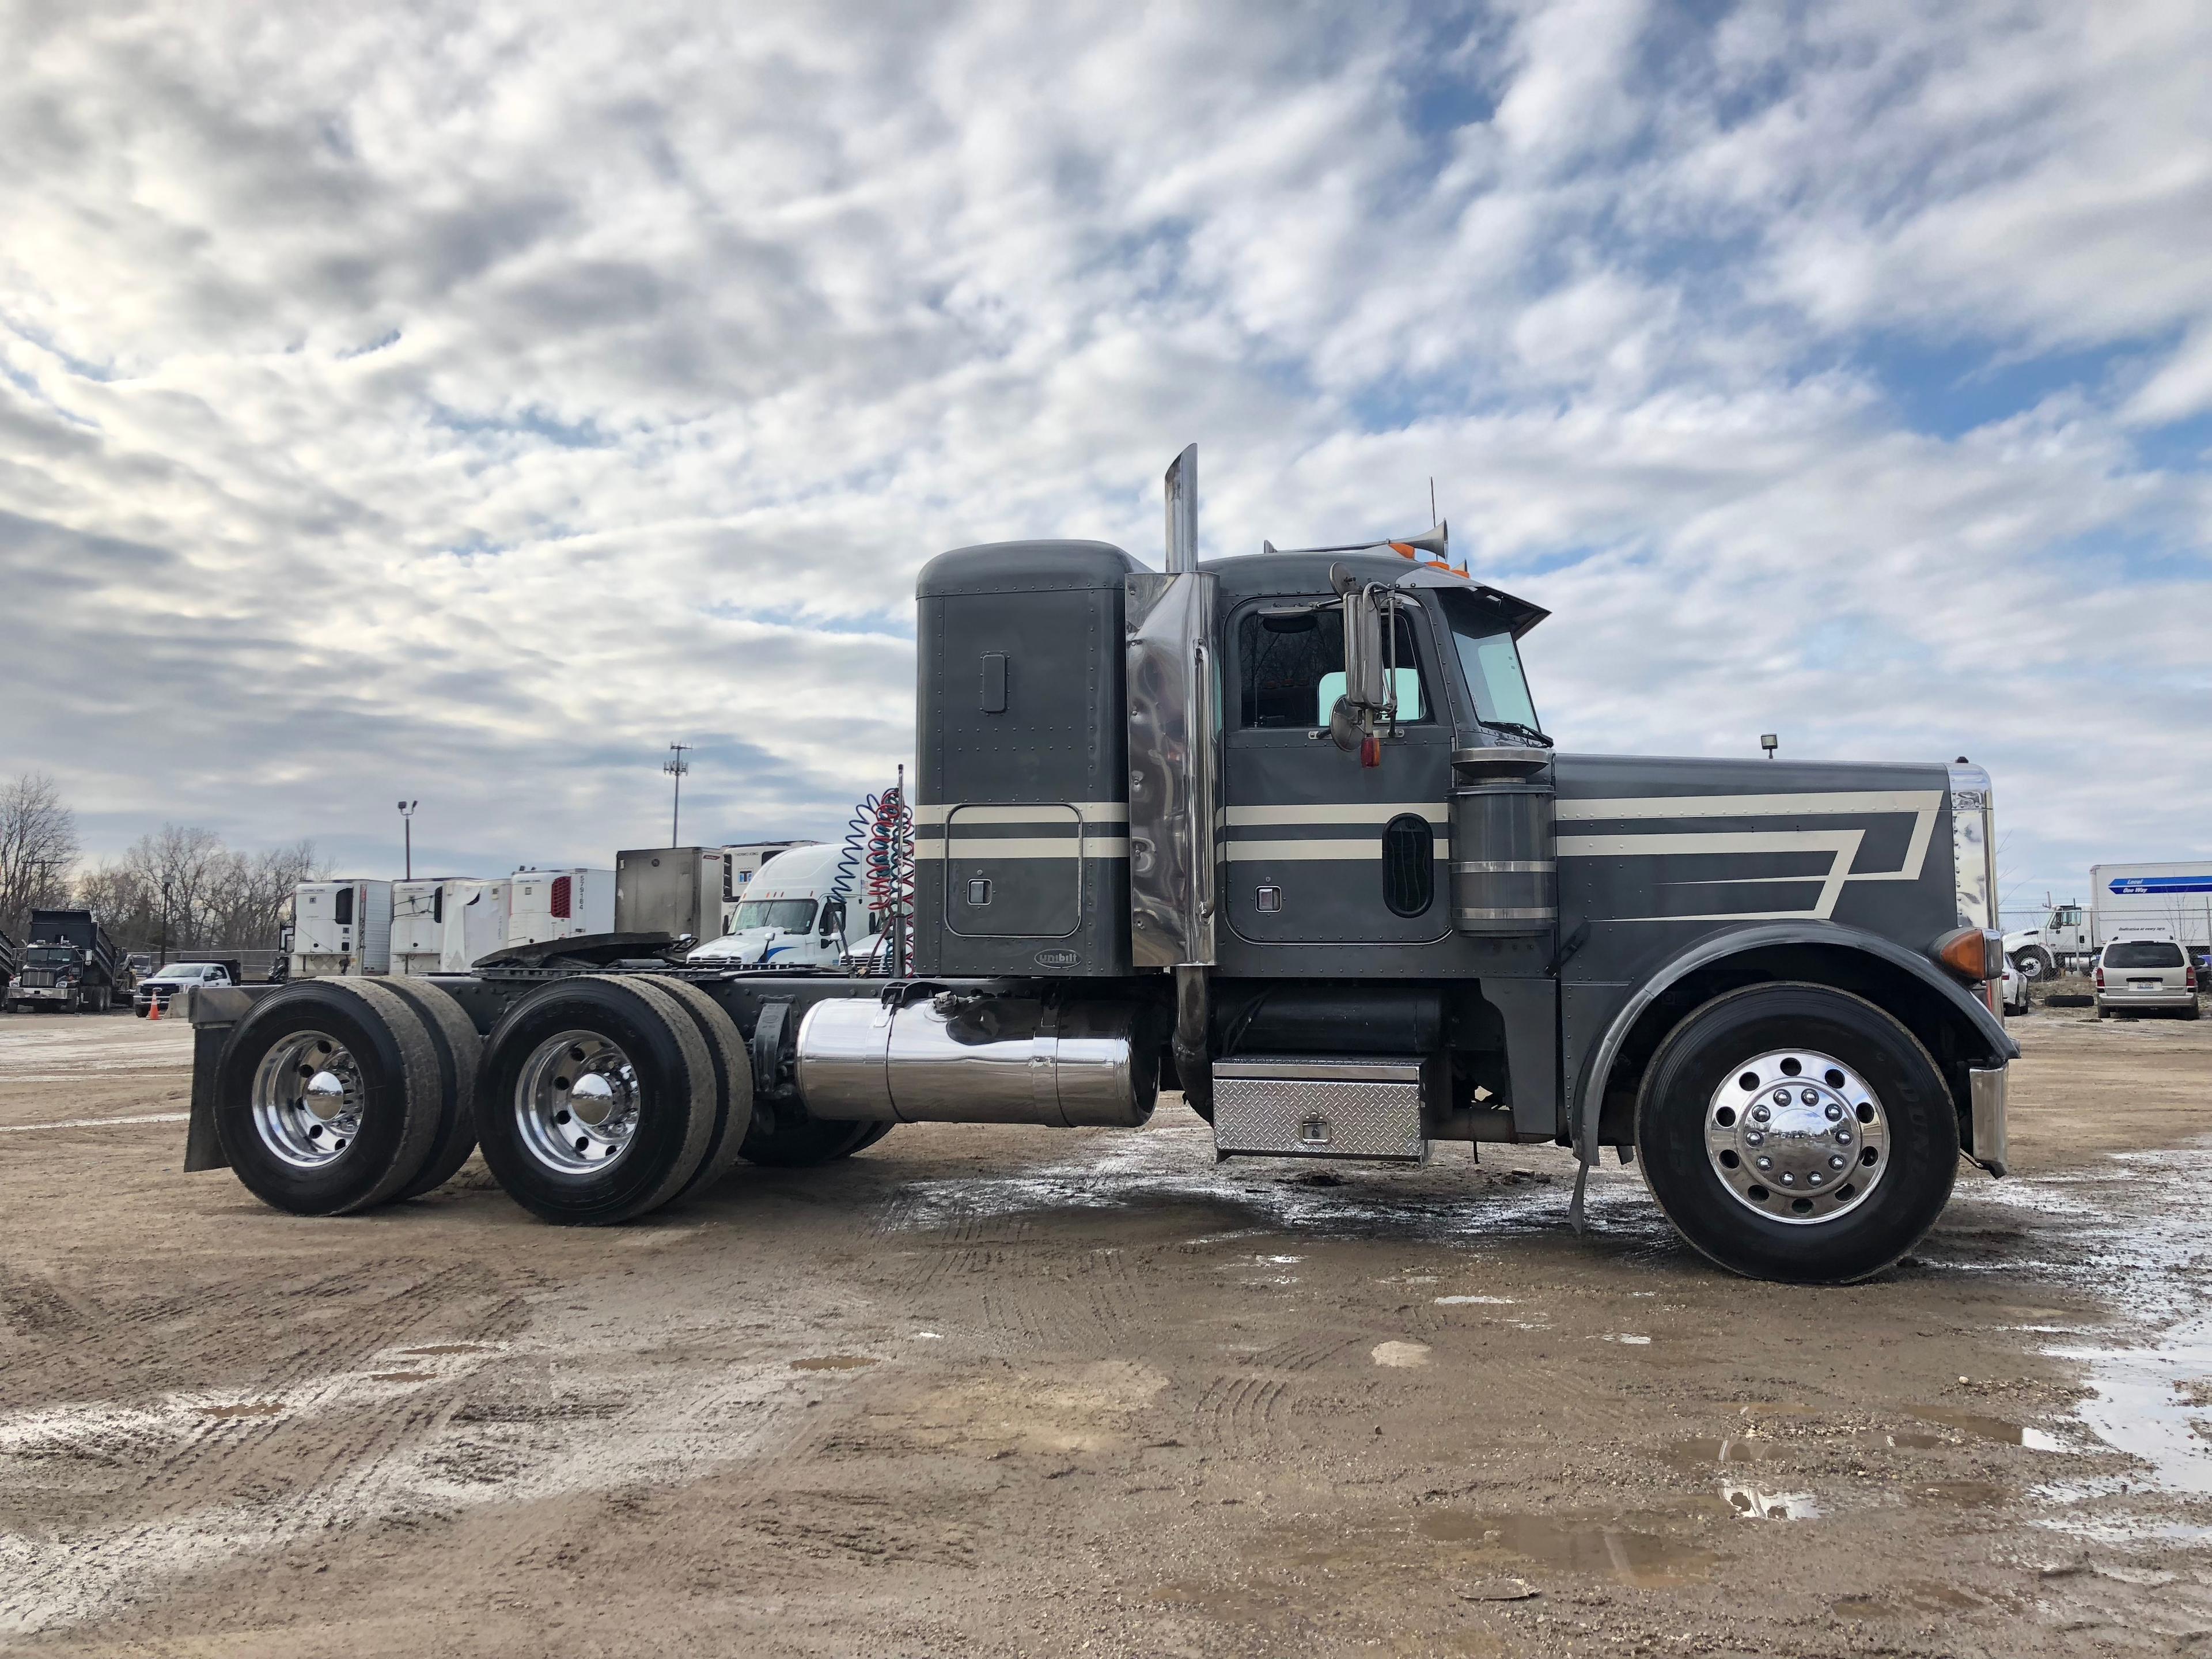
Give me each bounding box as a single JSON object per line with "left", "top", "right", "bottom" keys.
{"left": 1575, "top": 920, "right": 2020, "bottom": 1162}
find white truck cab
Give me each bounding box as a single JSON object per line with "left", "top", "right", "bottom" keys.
{"left": 2005, "top": 902, "right": 2091, "bottom": 980}
{"left": 687, "top": 843, "right": 866, "bottom": 969}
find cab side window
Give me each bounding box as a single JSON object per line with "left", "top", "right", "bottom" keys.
{"left": 1236, "top": 606, "right": 1430, "bottom": 729}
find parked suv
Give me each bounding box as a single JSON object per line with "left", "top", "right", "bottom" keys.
{"left": 2094, "top": 937, "right": 2199, "bottom": 1020}
{"left": 134, "top": 961, "right": 235, "bottom": 1018}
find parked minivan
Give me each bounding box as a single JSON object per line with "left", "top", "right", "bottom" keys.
{"left": 2094, "top": 935, "right": 2199, "bottom": 1020}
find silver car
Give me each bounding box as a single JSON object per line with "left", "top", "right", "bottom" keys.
{"left": 2095, "top": 937, "right": 2200, "bottom": 1020}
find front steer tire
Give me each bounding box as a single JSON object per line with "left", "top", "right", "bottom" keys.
{"left": 476, "top": 976, "right": 717, "bottom": 1225}
{"left": 214, "top": 980, "right": 444, "bottom": 1216}
{"left": 1635, "top": 982, "right": 1959, "bottom": 1285}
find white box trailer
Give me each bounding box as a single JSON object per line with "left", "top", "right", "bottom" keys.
{"left": 615, "top": 847, "right": 730, "bottom": 944}
{"left": 441, "top": 879, "right": 513, "bottom": 971}
{"left": 507, "top": 868, "right": 615, "bottom": 947}
{"left": 392, "top": 879, "right": 479, "bottom": 976}
{"left": 719, "top": 840, "right": 815, "bottom": 934}
{"left": 2093, "top": 862, "right": 2212, "bottom": 955}
{"left": 290, "top": 880, "right": 393, "bottom": 978}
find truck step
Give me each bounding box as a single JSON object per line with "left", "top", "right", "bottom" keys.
{"left": 1211, "top": 1056, "right": 1427, "bottom": 1165}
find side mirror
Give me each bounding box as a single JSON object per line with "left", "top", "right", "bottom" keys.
{"left": 1330, "top": 565, "right": 1395, "bottom": 763}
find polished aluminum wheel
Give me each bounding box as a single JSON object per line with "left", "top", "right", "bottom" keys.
{"left": 1705, "top": 1048, "right": 1889, "bottom": 1225}
{"left": 251, "top": 1030, "right": 365, "bottom": 1169}
{"left": 514, "top": 1029, "right": 640, "bottom": 1176}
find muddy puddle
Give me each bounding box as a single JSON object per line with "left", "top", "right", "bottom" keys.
{"left": 1415, "top": 1510, "right": 1717, "bottom": 1588}
{"left": 1939, "top": 1146, "right": 2212, "bottom": 1539}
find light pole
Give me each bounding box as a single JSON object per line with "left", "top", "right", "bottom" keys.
{"left": 663, "top": 745, "right": 691, "bottom": 846}
{"left": 397, "top": 800, "right": 418, "bottom": 880}
{"left": 1760, "top": 733, "right": 1779, "bottom": 760}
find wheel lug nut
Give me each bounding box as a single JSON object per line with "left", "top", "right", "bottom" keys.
{"left": 1771, "top": 1089, "right": 1790, "bottom": 1107}
{"left": 1752, "top": 1105, "right": 1771, "bottom": 1123}
{"left": 1829, "top": 1154, "right": 1846, "bottom": 1169}
{"left": 1824, "top": 1103, "right": 1842, "bottom": 1121}
{"left": 1800, "top": 1089, "right": 1819, "bottom": 1106}
{"left": 1835, "top": 1128, "right": 1853, "bottom": 1145}
{"left": 1780, "top": 1172, "right": 1796, "bottom": 1184}
{"left": 1745, "top": 1130, "right": 1764, "bottom": 1147}
{"left": 1808, "top": 1172, "right": 1822, "bottom": 1184}
{"left": 1755, "top": 1156, "right": 1772, "bottom": 1170}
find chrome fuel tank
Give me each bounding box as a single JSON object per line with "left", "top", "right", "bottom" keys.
{"left": 796, "top": 993, "right": 1157, "bottom": 1128}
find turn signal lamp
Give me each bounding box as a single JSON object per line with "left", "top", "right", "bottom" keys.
{"left": 1933, "top": 926, "right": 1999, "bottom": 983}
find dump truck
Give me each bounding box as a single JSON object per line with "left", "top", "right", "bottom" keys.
{"left": 180, "top": 448, "right": 2013, "bottom": 1284}
{"left": 7, "top": 910, "right": 123, "bottom": 1013}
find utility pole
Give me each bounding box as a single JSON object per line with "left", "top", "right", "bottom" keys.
{"left": 663, "top": 745, "right": 692, "bottom": 846}
{"left": 397, "top": 800, "right": 418, "bottom": 880}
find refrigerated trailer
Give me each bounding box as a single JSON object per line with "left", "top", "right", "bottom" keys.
{"left": 290, "top": 881, "right": 393, "bottom": 978}
{"left": 507, "top": 869, "right": 615, "bottom": 947}
{"left": 180, "top": 447, "right": 2015, "bottom": 1285}
{"left": 393, "top": 879, "right": 476, "bottom": 976}
{"left": 440, "top": 880, "right": 512, "bottom": 972}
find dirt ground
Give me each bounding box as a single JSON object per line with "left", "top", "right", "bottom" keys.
{"left": 2, "top": 999, "right": 2209, "bottom": 1657}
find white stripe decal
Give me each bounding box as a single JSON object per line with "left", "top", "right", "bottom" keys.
{"left": 1224, "top": 836, "right": 1450, "bottom": 863}
{"left": 914, "top": 836, "right": 1129, "bottom": 860}
{"left": 911, "top": 802, "right": 1127, "bottom": 826}
{"left": 1558, "top": 827, "right": 1869, "bottom": 920}
{"left": 1223, "top": 802, "right": 1446, "bottom": 827}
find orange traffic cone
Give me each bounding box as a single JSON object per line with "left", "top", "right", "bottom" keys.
{"left": 146, "top": 994, "right": 161, "bottom": 1021}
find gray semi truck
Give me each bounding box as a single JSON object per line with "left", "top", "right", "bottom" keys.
{"left": 180, "top": 448, "right": 2013, "bottom": 1283}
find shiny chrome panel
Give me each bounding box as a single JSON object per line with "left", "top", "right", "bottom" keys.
{"left": 1948, "top": 762, "right": 1997, "bottom": 933}
{"left": 796, "top": 993, "right": 1156, "bottom": 1128}
{"left": 1126, "top": 569, "right": 1219, "bottom": 968}
{"left": 1968, "top": 1063, "right": 2009, "bottom": 1177}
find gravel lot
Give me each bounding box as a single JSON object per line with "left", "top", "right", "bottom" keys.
{"left": 1, "top": 1002, "right": 2208, "bottom": 1656}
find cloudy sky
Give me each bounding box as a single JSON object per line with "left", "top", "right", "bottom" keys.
{"left": 3, "top": 0, "right": 2208, "bottom": 921}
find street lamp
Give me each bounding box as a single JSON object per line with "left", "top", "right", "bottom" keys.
{"left": 397, "top": 800, "right": 418, "bottom": 880}
{"left": 1760, "top": 733, "right": 1779, "bottom": 760}
{"left": 663, "top": 745, "right": 691, "bottom": 846}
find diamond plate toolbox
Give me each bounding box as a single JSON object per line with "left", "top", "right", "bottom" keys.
{"left": 1211, "top": 1055, "right": 1428, "bottom": 1164}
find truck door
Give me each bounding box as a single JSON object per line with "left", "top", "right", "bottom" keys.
{"left": 1221, "top": 594, "right": 1453, "bottom": 945}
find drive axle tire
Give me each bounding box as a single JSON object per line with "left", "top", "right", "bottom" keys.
{"left": 374, "top": 976, "right": 484, "bottom": 1200}
{"left": 645, "top": 978, "right": 755, "bottom": 1202}
{"left": 214, "top": 980, "right": 444, "bottom": 1216}
{"left": 476, "top": 976, "right": 717, "bottom": 1225}
{"left": 1635, "top": 982, "right": 1958, "bottom": 1285}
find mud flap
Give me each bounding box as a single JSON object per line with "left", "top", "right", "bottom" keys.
{"left": 1568, "top": 1156, "right": 1590, "bottom": 1235}
{"left": 185, "top": 1023, "right": 232, "bottom": 1172}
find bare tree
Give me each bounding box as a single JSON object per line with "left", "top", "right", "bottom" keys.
{"left": 79, "top": 833, "right": 326, "bottom": 953}
{"left": 0, "top": 772, "right": 79, "bottom": 940}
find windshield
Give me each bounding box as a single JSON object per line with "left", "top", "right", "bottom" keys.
{"left": 150, "top": 966, "right": 202, "bottom": 981}
{"left": 26, "top": 946, "right": 75, "bottom": 965}
{"left": 1437, "top": 591, "right": 1542, "bottom": 734}
{"left": 2105, "top": 941, "right": 2184, "bottom": 968}
{"left": 733, "top": 898, "right": 817, "bottom": 933}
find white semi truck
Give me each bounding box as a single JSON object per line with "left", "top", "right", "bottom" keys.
{"left": 2005, "top": 861, "right": 2212, "bottom": 978}
{"left": 686, "top": 843, "right": 862, "bottom": 969}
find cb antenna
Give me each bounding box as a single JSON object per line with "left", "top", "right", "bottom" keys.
{"left": 1429, "top": 476, "right": 1436, "bottom": 525}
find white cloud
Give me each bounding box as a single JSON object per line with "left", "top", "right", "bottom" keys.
{"left": 0, "top": 0, "right": 2206, "bottom": 915}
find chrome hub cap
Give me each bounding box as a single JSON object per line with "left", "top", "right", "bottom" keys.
{"left": 516, "top": 1030, "right": 640, "bottom": 1175}
{"left": 1706, "top": 1048, "right": 1888, "bottom": 1224}
{"left": 251, "top": 1031, "right": 364, "bottom": 1168}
